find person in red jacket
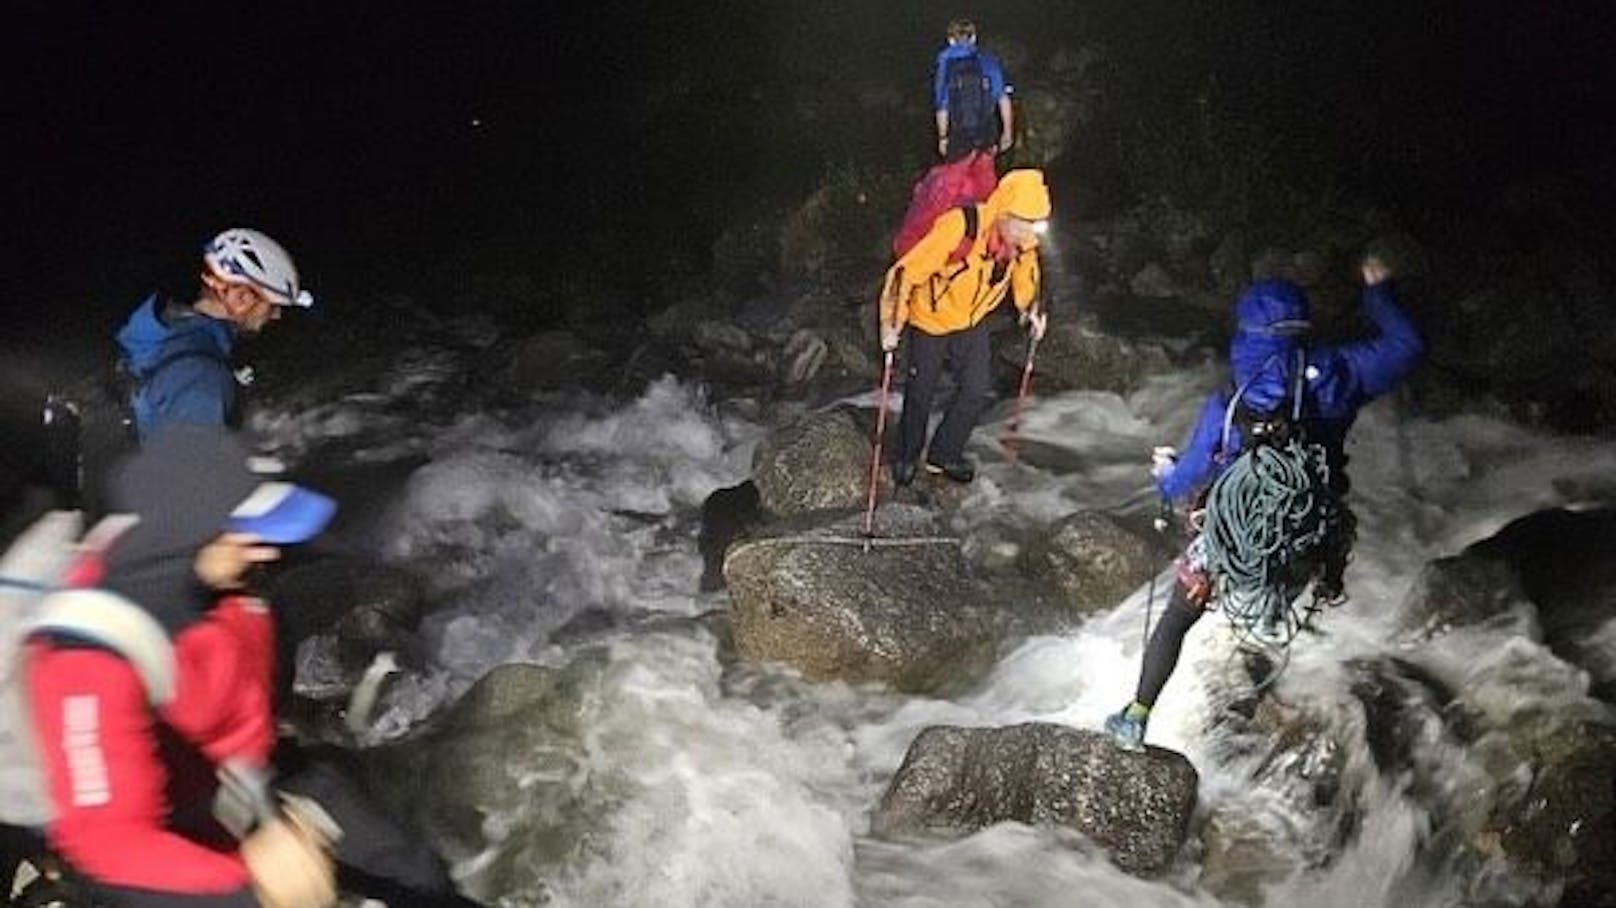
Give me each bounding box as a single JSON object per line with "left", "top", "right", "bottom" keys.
{"left": 25, "top": 425, "right": 338, "bottom": 907}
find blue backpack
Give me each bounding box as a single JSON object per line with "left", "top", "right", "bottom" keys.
{"left": 944, "top": 53, "right": 997, "bottom": 154}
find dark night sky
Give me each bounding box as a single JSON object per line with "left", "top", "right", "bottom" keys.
{"left": 5, "top": 1, "right": 1615, "bottom": 338}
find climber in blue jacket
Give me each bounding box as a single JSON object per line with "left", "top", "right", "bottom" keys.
{"left": 117, "top": 227, "right": 315, "bottom": 440}
{"left": 1105, "top": 256, "right": 1424, "bottom": 751}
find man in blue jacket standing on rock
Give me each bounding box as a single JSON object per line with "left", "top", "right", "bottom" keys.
{"left": 117, "top": 227, "right": 314, "bottom": 440}
{"left": 933, "top": 18, "right": 1015, "bottom": 162}
{"left": 1105, "top": 256, "right": 1424, "bottom": 751}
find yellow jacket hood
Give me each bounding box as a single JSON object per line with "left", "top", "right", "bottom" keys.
{"left": 986, "top": 169, "right": 1051, "bottom": 222}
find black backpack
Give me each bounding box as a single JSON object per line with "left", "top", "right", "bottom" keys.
{"left": 944, "top": 53, "right": 997, "bottom": 155}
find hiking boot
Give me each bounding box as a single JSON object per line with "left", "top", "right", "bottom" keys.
{"left": 1103, "top": 709, "right": 1147, "bottom": 752}
{"left": 891, "top": 460, "right": 917, "bottom": 488}
{"left": 924, "top": 459, "right": 975, "bottom": 484}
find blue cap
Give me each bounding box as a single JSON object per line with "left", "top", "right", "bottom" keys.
{"left": 225, "top": 482, "right": 338, "bottom": 545}
{"left": 111, "top": 425, "right": 337, "bottom": 550}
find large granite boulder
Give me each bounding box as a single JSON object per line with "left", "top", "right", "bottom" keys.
{"left": 872, "top": 722, "right": 1198, "bottom": 876}
{"left": 1471, "top": 719, "right": 1616, "bottom": 906}
{"left": 1025, "top": 510, "right": 1174, "bottom": 617}
{"left": 265, "top": 556, "right": 429, "bottom": 673}
{"left": 722, "top": 506, "right": 1000, "bottom": 693}
{"left": 750, "top": 407, "right": 871, "bottom": 517}
{"left": 1398, "top": 507, "right": 1616, "bottom": 697}
{"left": 1394, "top": 551, "right": 1532, "bottom": 644}
{"left": 1003, "top": 322, "right": 1176, "bottom": 396}
{"left": 363, "top": 655, "right": 607, "bottom": 903}
{"left": 696, "top": 480, "right": 766, "bottom": 592}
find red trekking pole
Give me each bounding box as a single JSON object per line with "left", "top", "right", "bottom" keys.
{"left": 863, "top": 349, "right": 896, "bottom": 543}
{"left": 1001, "top": 332, "right": 1040, "bottom": 465}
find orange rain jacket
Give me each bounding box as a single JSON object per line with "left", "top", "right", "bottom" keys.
{"left": 878, "top": 169, "right": 1050, "bottom": 337}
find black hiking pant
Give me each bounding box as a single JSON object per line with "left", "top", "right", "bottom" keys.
{"left": 1134, "top": 583, "right": 1205, "bottom": 709}
{"left": 274, "top": 742, "right": 482, "bottom": 907}
{"left": 894, "top": 322, "right": 993, "bottom": 469}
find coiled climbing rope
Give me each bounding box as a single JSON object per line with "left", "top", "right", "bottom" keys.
{"left": 1201, "top": 440, "right": 1339, "bottom": 655}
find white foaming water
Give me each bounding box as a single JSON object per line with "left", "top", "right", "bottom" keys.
{"left": 545, "top": 631, "right": 862, "bottom": 907}
{"left": 265, "top": 347, "right": 1616, "bottom": 906}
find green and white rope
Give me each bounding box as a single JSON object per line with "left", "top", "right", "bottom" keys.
{"left": 1201, "top": 440, "right": 1339, "bottom": 652}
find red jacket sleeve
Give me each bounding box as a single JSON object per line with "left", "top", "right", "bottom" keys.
{"left": 25, "top": 642, "right": 251, "bottom": 893}
{"left": 162, "top": 596, "right": 277, "bottom": 768}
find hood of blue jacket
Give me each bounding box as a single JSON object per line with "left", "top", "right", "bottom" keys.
{"left": 116, "top": 294, "right": 234, "bottom": 376}
{"left": 1230, "top": 281, "right": 1310, "bottom": 413}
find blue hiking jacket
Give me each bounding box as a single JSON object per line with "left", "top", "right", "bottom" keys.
{"left": 115, "top": 294, "right": 237, "bottom": 441}
{"left": 932, "top": 44, "right": 1009, "bottom": 112}
{"left": 1158, "top": 280, "right": 1424, "bottom": 504}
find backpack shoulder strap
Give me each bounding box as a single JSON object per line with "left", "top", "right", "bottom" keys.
{"left": 1290, "top": 346, "right": 1308, "bottom": 423}
{"left": 31, "top": 589, "right": 175, "bottom": 706}
{"left": 947, "top": 205, "right": 981, "bottom": 265}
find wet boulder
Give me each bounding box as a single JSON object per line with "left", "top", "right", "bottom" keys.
{"left": 1394, "top": 551, "right": 1533, "bottom": 644}
{"left": 872, "top": 722, "right": 1198, "bottom": 876}
{"left": 697, "top": 480, "right": 765, "bottom": 591}
{"left": 1464, "top": 507, "right": 1616, "bottom": 695}
{"left": 722, "top": 506, "right": 1000, "bottom": 693}
{"left": 779, "top": 328, "right": 829, "bottom": 388}
{"left": 495, "top": 329, "right": 611, "bottom": 395}
{"left": 363, "top": 655, "right": 607, "bottom": 902}
{"left": 266, "top": 556, "right": 429, "bottom": 673}
{"left": 1010, "top": 322, "right": 1176, "bottom": 396}
{"left": 1024, "top": 510, "right": 1174, "bottom": 618}
{"left": 777, "top": 166, "right": 907, "bottom": 280}
{"left": 1255, "top": 649, "right": 1616, "bottom": 904}
{"left": 1470, "top": 719, "right": 1616, "bottom": 906}
{"left": 1197, "top": 807, "right": 1302, "bottom": 906}
{"left": 1399, "top": 507, "right": 1616, "bottom": 696}
{"left": 750, "top": 407, "right": 872, "bottom": 517}
{"left": 692, "top": 320, "right": 778, "bottom": 388}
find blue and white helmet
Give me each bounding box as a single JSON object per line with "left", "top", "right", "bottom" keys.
{"left": 203, "top": 228, "right": 314, "bottom": 308}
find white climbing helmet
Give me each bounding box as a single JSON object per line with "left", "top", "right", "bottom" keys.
{"left": 202, "top": 228, "right": 314, "bottom": 308}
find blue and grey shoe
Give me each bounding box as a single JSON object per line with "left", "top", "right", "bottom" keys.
{"left": 1103, "top": 709, "right": 1147, "bottom": 752}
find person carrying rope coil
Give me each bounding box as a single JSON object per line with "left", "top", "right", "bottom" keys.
{"left": 1103, "top": 256, "right": 1423, "bottom": 752}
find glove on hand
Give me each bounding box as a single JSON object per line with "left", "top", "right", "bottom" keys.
{"left": 1361, "top": 255, "right": 1391, "bottom": 286}
{"left": 1022, "top": 309, "right": 1048, "bottom": 342}
{"left": 215, "top": 760, "right": 276, "bottom": 841}
{"left": 880, "top": 325, "right": 903, "bottom": 353}
{"left": 1150, "top": 445, "right": 1179, "bottom": 481}
{"left": 242, "top": 798, "right": 341, "bottom": 908}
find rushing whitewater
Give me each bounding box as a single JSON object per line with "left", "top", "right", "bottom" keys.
{"left": 256, "top": 337, "right": 1616, "bottom": 907}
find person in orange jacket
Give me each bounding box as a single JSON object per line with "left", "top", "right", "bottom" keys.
{"left": 877, "top": 168, "right": 1051, "bottom": 485}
